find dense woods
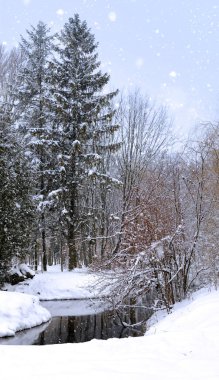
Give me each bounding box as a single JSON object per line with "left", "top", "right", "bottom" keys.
{"left": 0, "top": 15, "right": 218, "bottom": 310}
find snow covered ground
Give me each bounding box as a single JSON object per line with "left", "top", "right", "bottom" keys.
{"left": 4, "top": 265, "right": 109, "bottom": 300}
{"left": 1, "top": 267, "right": 219, "bottom": 379}
{"left": 0, "top": 291, "right": 50, "bottom": 337}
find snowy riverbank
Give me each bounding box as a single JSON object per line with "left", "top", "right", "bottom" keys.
{"left": 3, "top": 265, "right": 108, "bottom": 300}
{"left": 0, "top": 291, "right": 50, "bottom": 337}
{"left": 1, "top": 267, "right": 219, "bottom": 379}
{"left": 1, "top": 265, "right": 109, "bottom": 337}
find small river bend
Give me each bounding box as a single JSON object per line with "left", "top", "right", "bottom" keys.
{"left": 0, "top": 299, "right": 152, "bottom": 345}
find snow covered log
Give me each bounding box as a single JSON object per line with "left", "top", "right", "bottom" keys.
{"left": 6, "top": 264, "right": 35, "bottom": 285}
{"left": 19, "top": 263, "right": 35, "bottom": 279}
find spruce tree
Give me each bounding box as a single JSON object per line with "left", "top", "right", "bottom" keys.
{"left": 0, "top": 103, "right": 33, "bottom": 285}
{"left": 50, "top": 15, "right": 120, "bottom": 269}
{"left": 15, "top": 21, "right": 56, "bottom": 271}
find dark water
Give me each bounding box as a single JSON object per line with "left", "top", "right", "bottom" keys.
{"left": 0, "top": 299, "right": 152, "bottom": 346}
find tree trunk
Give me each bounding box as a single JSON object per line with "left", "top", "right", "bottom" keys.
{"left": 68, "top": 225, "right": 77, "bottom": 270}
{"left": 42, "top": 213, "right": 47, "bottom": 271}
{"left": 68, "top": 243, "right": 77, "bottom": 270}
{"left": 34, "top": 240, "right": 38, "bottom": 271}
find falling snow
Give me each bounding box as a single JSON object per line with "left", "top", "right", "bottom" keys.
{"left": 56, "top": 9, "right": 65, "bottom": 17}
{"left": 0, "top": 1, "right": 218, "bottom": 164}
{"left": 169, "top": 71, "right": 178, "bottom": 78}
{"left": 108, "top": 11, "right": 117, "bottom": 22}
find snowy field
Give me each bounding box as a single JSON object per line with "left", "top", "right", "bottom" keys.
{"left": 1, "top": 267, "right": 219, "bottom": 379}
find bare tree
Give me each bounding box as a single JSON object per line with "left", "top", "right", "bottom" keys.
{"left": 99, "top": 126, "right": 218, "bottom": 315}
{"left": 111, "top": 90, "right": 172, "bottom": 256}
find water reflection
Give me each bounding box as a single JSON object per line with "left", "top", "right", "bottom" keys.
{"left": 34, "top": 310, "right": 147, "bottom": 345}
{"left": 0, "top": 321, "right": 50, "bottom": 345}
{"left": 0, "top": 299, "right": 152, "bottom": 346}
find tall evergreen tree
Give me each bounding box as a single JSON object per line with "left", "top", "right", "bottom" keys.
{"left": 15, "top": 21, "right": 56, "bottom": 271}
{"left": 50, "top": 15, "right": 120, "bottom": 269}
{"left": 0, "top": 103, "right": 33, "bottom": 285}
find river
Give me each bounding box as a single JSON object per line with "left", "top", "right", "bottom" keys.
{"left": 0, "top": 298, "right": 152, "bottom": 345}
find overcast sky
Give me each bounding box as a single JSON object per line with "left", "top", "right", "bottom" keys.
{"left": 1, "top": 0, "right": 219, "bottom": 140}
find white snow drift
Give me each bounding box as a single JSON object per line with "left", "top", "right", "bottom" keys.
{"left": 0, "top": 291, "right": 50, "bottom": 337}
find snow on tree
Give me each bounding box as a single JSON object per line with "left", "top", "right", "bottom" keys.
{"left": 0, "top": 102, "right": 34, "bottom": 285}
{"left": 14, "top": 22, "right": 57, "bottom": 271}
{"left": 48, "top": 15, "right": 120, "bottom": 269}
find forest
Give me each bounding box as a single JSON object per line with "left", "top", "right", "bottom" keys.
{"left": 0, "top": 14, "right": 218, "bottom": 312}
